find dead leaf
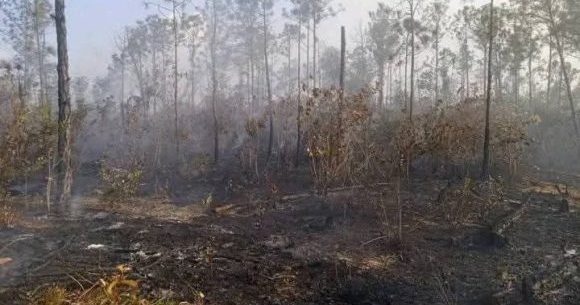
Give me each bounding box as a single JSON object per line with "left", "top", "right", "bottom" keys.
{"left": 0, "top": 257, "right": 13, "bottom": 266}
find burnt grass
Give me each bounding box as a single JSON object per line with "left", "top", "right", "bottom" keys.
{"left": 1, "top": 172, "right": 580, "bottom": 305}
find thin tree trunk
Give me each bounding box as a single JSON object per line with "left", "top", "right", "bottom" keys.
{"left": 378, "top": 60, "right": 385, "bottom": 110}
{"left": 34, "top": 0, "right": 47, "bottom": 108}
{"left": 190, "top": 42, "right": 196, "bottom": 107}
{"left": 55, "top": 0, "right": 73, "bottom": 208}
{"left": 306, "top": 17, "right": 310, "bottom": 88}
{"left": 528, "top": 51, "right": 533, "bottom": 111}
{"left": 120, "top": 52, "right": 126, "bottom": 132}
{"left": 295, "top": 13, "right": 302, "bottom": 167}
{"left": 483, "top": 44, "right": 487, "bottom": 94}
{"left": 482, "top": 0, "right": 494, "bottom": 179}
{"left": 410, "top": 9, "right": 415, "bottom": 121}
{"left": 172, "top": 1, "right": 180, "bottom": 161}
{"left": 554, "top": 31, "right": 580, "bottom": 138}
{"left": 547, "top": 33, "right": 553, "bottom": 105}
{"left": 435, "top": 23, "right": 440, "bottom": 103}
{"left": 558, "top": 63, "right": 563, "bottom": 106}
{"left": 263, "top": 1, "right": 274, "bottom": 162}
{"left": 211, "top": 0, "right": 219, "bottom": 163}
{"left": 288, "top": 34, "right": 292, "bottom": 95}
{"left": 340, "top": 26, "right": 346, "bottom": 90}
{"left": 313, "top": 11, "right": 316, "bottom": 88}
{"left": 404, "top": 36, "right": 409, "bottom": 109}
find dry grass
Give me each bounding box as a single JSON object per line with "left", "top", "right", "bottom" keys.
{"left": 31, "top": 265, "right": 204, "bottom": 305}
{"left": 83, "top": 197, "right": 207, "bottom": 222}
{"left": 0, "top": 203, "right": 18, "bottom": 228}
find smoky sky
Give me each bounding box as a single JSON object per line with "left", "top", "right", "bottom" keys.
{"left": 61, "top": 0, "right": 495, "bottom": 78}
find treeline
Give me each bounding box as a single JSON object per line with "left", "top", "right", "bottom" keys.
{"left": 0, "top": 0, "right": 579, "bottom": 201}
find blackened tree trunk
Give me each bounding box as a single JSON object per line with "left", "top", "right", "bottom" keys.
{"left": 55, "top": 0, "right": 73, "bottom": 208}
{"left": 263, "top": 0, "right": 274, "bottom": 162}
{"left": 482, "top": 0, "right": 494, "bottom": 179}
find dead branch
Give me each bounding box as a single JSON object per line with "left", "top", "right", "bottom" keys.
{"left": 492, "top": 195, "right": 531, "bottom": 237}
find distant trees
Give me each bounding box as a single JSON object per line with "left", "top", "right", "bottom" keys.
{"left": 425, "top": 0, "right": 449, "bottom": 103}
{"left": 2, "top": 0, "right": 579, "bottom": 194}
{"left": 1, "top": 0, "right": 54, "bottom": 108}
{"left": 529, "top": 0, "right": 579, "bottom": 138}
{"left": 368, "top": 4, "right": 400, "bottom": 109}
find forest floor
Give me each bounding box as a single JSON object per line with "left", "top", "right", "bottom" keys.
{"left": 0, "top": 170, "right": 580, "bottom": 305}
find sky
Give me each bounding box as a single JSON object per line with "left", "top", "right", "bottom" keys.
{"left": 61, "top": 0, "right": 491, "bottom": 78}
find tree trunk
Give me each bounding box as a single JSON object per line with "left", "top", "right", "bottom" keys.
{"left": 378, "top": 61, "right": 385, "bottom": 109}
{"left": 306, "top": 16, "right": 310, "bottom": 89}
{"left": 313, "top": 10, "right": 317, "bottom": 88}
{"left": 483, "top": 44, "right": 487, "bottom": 94}
{"left": 547, "top": 33, "right": 553, "bottom": 105}
{"left": 528, "top": 51, "right": 533, "bottom": 111}
{"left": 482, "top": 0, "right": 494, "bottom": 179}
{"left": 554, "top": 31, "right": 580, "bottom": 138}
{"left": 55, "top": 0, "right": 73, "bottom": 208}
{"left": 172, "top": 1, "right": 180, "bottom": 161}
{"left": 435, "top": 23, "right": 440, "bottom": 103}
{"left": 340, "top": 26, "right": 345, "bottom": 90}
{"left": 34, "top": 0, "right": 47, "bottom": 108}
{"left": 295, "top": 14, "right": 302, "bottom": 167}
{"left": 404, "top": 35, "right": 409, "bottom": 110}
{"left": 409, "top": 9, "right": 415, "bottom": 121}
{"left": 120, "top": 51, "right": 126, "bottom": 132}
{"left": 263, "top": 1, "right": 274, "bottom": 162}
{"left": 190, "top": 42, "right": 196, "bottom": 108}
{"left": 211, "top": 0, "right": 219, "bottom": 163}
{"left": 287, "top": 34, "right": 292, "bottom": 95}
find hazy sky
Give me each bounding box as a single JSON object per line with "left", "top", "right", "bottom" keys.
{"left": 61, "top": 0, "right": 491, "bottom": 77}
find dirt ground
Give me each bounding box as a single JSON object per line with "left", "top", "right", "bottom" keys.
{"left": 1, "top": 172, "right": 579, "bottom": 305}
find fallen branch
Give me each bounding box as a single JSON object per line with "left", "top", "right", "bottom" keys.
{"left": 281, "top": 182, "right": 394, "bottom": 202}
{"left": 360, "top": 235, "right": 389, "bottom": 247}
{"left": 492, "top": 195, "right": 531, "bottom": 237}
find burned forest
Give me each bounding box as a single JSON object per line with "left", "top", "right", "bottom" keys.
{"left": 1, "top": 0, "right": 580, "bottom": 304}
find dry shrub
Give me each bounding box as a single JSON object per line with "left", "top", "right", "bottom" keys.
{"left": 0, "top": 203, "right": 17, "bottom": 228}
{"left": 0, "top": 102, "right": 55, "bottom": 196}
{"left": 31, "top": 265, "right": 201, "bottom": 305}
{"left": 440, "top": 177, "right": 504, "bottom": 227}
{"left": 391, "top": 101, "right": 535, "bottom": 177}
{"left": 303, "top": 87, "right": 373, "bottom": 193}
{"left": 179, "top": 153, "right": 212, "bottom": 179}
{"left": 238, "top": 117, "right": 266, "bottom": 180}
{"left": 99, "top": 161, "right": 143, "bottom": 202}
{"left": 29, "top": 265, "right": 205, "bottom": 305}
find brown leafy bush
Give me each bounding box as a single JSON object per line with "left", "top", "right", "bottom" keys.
{"left": 99, "top": 162, "right": 143, "bottom": 202}
{"left": 31, "top": 265, "right": 203, "bottom": 305}
{"left": 390, "top": 101, "right": 535, "bottom": 177}
{"left": 0, "top": 203, "right": 17, "bottom": 228}
{"left": 238, "top": 117, "right": 266, "bottom": 180}
{"left": 303, "top": 87, "right": 374, "bottom": 193}
{"left": 0, "top": 102, "right": 55, "bottom": 196}
{"left": 179, "top": 153, "right": 212, "bottom": 179}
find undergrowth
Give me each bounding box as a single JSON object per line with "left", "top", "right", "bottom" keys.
{"left": 31, "top": 265, "right": 204, "bottom": 305}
